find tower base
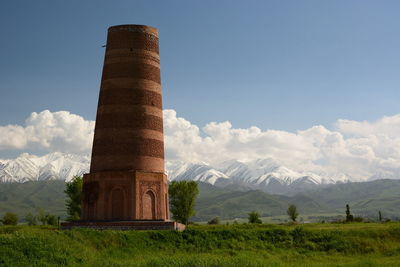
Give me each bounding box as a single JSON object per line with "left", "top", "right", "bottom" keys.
{"left": 82, "top": 170, "right": 170, "bottom": 221}
{"left": 61, "top": 220, "right": 185, "bottom": 231}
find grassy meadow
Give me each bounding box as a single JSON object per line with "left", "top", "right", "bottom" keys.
{"left": 1, "top": 222, "right": 400, "bottom": 267}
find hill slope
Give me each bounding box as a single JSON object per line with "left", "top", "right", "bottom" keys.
{"left": 302, "top": 179, "right": 400, "bottom": 219}
{"left": 1, "top": 179, "right": 400, "bottom": 222}
{"left": 0, "top": 180, "right": 66, "bottom": 218}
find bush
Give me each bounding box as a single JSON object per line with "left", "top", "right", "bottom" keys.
{"left": 353, "top": 217, "right": 364, "bottom": 222}
{"left": 1, "top": 212, "right": 18, "bottom": 225}
{"left": 248, "top": 211, "right": 262, "bottom": 224}
{"left": 47, "top": 215, "right": 58, "bottom": 226}
{"left": 34, "top": 208, "right": 58, "bottom": 226}
{"left": 208, "top": 217, "right": 220, "bottom": 225}
{"left": 291, "top": 227, "right": 307, "bottom": 245}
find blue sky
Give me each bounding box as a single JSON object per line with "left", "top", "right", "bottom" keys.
{"left": 1, "top": 0, "right": 400, "bottom": 132}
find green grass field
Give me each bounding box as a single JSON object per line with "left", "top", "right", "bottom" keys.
{"left": 1, "top": 222, "right": 400, "bottom": 266}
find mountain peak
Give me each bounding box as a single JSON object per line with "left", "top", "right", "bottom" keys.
{"left": 0, "top": 152, "right": 387, "bottom": 195}
{"left": 0, "top": 152, "right": 89, "bottom": 183}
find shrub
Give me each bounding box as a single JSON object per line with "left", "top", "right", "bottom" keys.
{"left": 353, "top": 217, "right": 364, "bottom": 222}
{"left": 248, "top": 211, "right": 262, "bottom": 224}
{"left": 208, "top": 217, "right": 220, "bottom": 225}
{"left": 291, "top": 227, "right": 307, "bottom": 245}
{"left": 47, "top": 215, "right": 58, "bottom": 226}
{"left": 1, "top": 212, "right": 18, "bottom": 225}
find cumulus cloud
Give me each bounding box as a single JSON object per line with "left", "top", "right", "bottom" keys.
{"left": 0, "top": 110, "right": 95, "bottom": 154}
{"left": 2, "top": 109, "right": 400, "bottom": 180}
{"left": 164, "top": 110, "right": 400, "bottom": 180}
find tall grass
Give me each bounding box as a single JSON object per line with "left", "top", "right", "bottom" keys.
{"left": 1, "top": 223, "right": 400, "bottom": 266}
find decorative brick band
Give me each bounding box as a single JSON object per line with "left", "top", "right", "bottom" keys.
{"left": 101, "top": 62, "right": 160, "bottom": 84}
{"left": 92, "top": 137, "right": 164, "bottom": 158}
{"left": 105, "top": 51, "right": 160, "bottom": 65}
{"left": 95, "top": 113, "right": 163, "bottom": 132}
{"left": 94, "top": 128, "right": 164, "bottom": 142}
{"left": 105, "top": 57, "right": 160, "bottom": 69}
{"left": 106, "top": 48, "right": 159, "bottom": 60}
{"left": 97, "top": 105, "right": 162, "bottom": 118}
{"left": 98, "top": 88, "right": 162, "bottom": 109}
{"left": 100, "top": 78, "right": 161, "bottom": 94}
{"left": 106, "top": 31, "right": 159, "bottom": 54}
{"left": 90, "top": 155, "right": 164, "bottom": 173}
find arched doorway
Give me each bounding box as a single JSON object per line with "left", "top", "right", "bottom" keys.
{"left": 142, "top": 190, "right": 156, "bottom": 220}
{"left": 111, "top": 188, "right": 124, "bottom": 220}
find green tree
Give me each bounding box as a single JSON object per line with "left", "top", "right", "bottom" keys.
{"left": 168, "top": 181, "right": 199, "bottom": 225}
{"left": 346, "top": 204, "right": 353, "bottom": 222}
{"left": 1, "top": 212, "right": 18, "bottom": 225}
{"left": 47, "top": 215, "right": 58, "bottom": 226}
{"left": 287, "top": 204, "right": 299, "bottom": 222}
{"left": 379, "top": 211, "right": 382, "bottom": 222}
{"left": 25, "top": 212, "right": 37, "bottom": 226}
{"left": 208, "top": 217, "right": 220, "bottom": 225}
{"left": 248, "top": 211, "right": 262, "bottom": 224}
{"left": 65, "top": 175, "right": 83, "bottom": 221}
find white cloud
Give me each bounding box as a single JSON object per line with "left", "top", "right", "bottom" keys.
{"left": 336, "top": 115, "right": 400, "bottom": 138}
{"left": 0, "top": 110, "right": 95, "bottom": 154}
{"left": 2, "top": 109, "right": 400, "bottom": 180}
{"left": 164, "top": 110, "right": 400, "bottom": 180}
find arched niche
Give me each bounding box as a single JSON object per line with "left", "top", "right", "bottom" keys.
{"left": 142, "top": 190, "right": 156, "bottom": 220}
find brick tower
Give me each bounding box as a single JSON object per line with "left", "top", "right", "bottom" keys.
{"left": 62, "top": 25, "right": 183, "bottom": 230}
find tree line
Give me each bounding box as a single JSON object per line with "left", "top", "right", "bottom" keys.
{"left": 0, "top": 208, "right": 59, "bottom": 226}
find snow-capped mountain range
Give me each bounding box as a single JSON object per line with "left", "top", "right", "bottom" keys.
{"left": 166, "top": 159, "right": 350, "bottom": 194}
{"left": 0, "top": 153, "right": 90, "bottom": 183}
{"left": 0, "top": 152, "right": 354, "bottom": 195}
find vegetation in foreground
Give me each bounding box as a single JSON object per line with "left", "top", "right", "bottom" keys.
{"left": 1, "top": 222, "right": 400, "bottom": 267}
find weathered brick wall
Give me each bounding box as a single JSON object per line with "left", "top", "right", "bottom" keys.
{"left": 91, "top": 25, "right": 164, "bottom": 173}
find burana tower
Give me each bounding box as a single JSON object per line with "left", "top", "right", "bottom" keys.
{"left": 62, "top": 25, "right": 184, "bottom": 230}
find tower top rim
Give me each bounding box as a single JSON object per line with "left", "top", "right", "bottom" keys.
{"left": 108, "top": 24, "right": 158, "bottom": 36}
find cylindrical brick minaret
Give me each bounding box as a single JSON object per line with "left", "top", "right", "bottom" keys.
{"left": 64, "top": 24, "right": 183, "bottom": 228}
{"left": 90, "top": 24, "right": 164, "bottom": 174}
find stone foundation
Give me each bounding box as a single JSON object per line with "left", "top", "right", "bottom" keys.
{"left": 61, "top": 220, "right": 185, "bottom": 231}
